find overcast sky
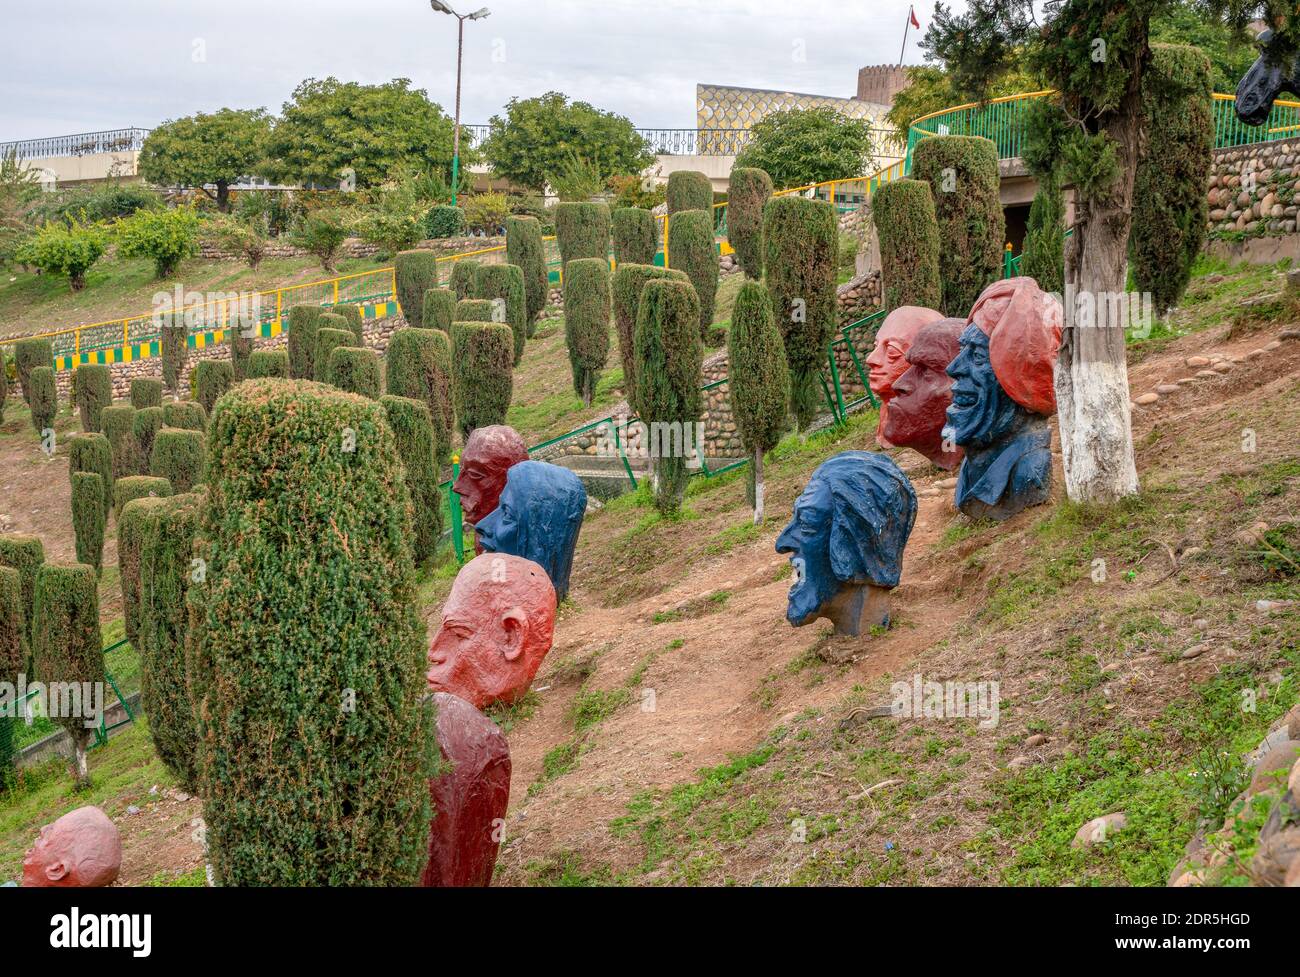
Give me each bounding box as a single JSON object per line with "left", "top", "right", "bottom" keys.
{"left": 0, "top": 0, "right": 964, "bottom": 140}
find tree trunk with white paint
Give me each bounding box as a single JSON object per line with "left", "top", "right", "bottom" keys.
{"left": 752, "top": 449, "right": 765, "bottom": 526}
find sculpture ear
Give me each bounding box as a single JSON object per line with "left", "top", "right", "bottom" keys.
{"left": 501, "top": 608, "right": 527, "bottom": 662}
{"left": 45, "top": 860, "right": 69, "bottom": 882}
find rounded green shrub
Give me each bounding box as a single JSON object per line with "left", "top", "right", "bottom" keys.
{"left": 449, "top": 259, "right": 479, "bottom": 301}
{"left": 287, "top": 304, "right": 326, "bottom": 380}
{"left": 395, "top": 249, "right": 440, "bottom": 328}
{"left": 75, "top": 364, "right": 112, "bottom": 433}
{"left": 380, "top": 395, "right": 442, "bottom": 567}
{"left": 612, "top": 264, "right": 689, "bottom": 407}
{"left": 326, "top": 346, "right": 382, "bottom": 400}
{"left": 113, "top": 475, "right": 172, "bottom": 522}
{"left": 475, "top": 263, "right": 528, "bottom": 366}
{"left": 118, "top": 495, "right": 169, "bottom": 651}
{"left": 763, "top": 194, "right": 839, "bottom": 430}
{"left": 667, "top": 209, "right": 718, "bottom": 339}
{"left": 332, "top": 303, "right": 365, "bottom": 344}
{"left": 29, "top": 366, "right": 57, "bottom": 435}
{"left": 728, "top": 282, "right": 789, "bottom": 522}
{"left": 613, "top": 208, "right": 657, "bottom": 266}
{"left": 421, "top": 288, "right": 456, "bottom": 333}
{"left": 450, "top": 322, "right": 514, "bottom": 437}
{"left": 667, "top": 171, "right": 713, "bottom": 216}
{"left": 315, "top": 327, "right": 358, "bottom": 383}
{"left": 727, "top": 167, "right": 773, "bottom": 280}
{"left": 426, "top": 204, "right": 465, "bottom": 239}
{"left": 130, "top": 377, "right": 163, "bottom": 409}
{"left": 68, "top": 432, "right": 112, "bottom": 518}
{"left": 163, "top": 400, "right": 207, "bottom": 431}
{"left": 455, "top": 299, "right": 495, "bottom": 322}
{"left": 873, "top": 178, "right": 942, "bottom": 313}
{"left": 0, "top": 534, "right": 43, "bottom": 652}
{"left": 161, "top": 318, "right": 188, "bottom": 393}
{"left": 101, "top": 404, "right": 139, "bottom": 478}
{"left": 151, "top": 427, "right": 206, "bottom": 493}
{"left": 555, "top": 202, "right": 610, "bottom": 269}
{"left": 564, "top": 258, "right": 612, "bottom": 407}
{"left": 193, "top": 359, "right": 234, "bottom": 415}
{"left": 386, "top": 328, "right": 453, "bottom": 465}
{"left": 188, "top": 378, "right": 431, "bottom": 885}
{"left": 246, "top": 349, "right": 290, "bottom": 379}
{"left": 911, "top": 135, "right": 1004, "bottom": 317}
{"left": 71, "top": 471, "right": 105, "bottom": 573}
{"left": 132, "top": 406, "right": 165, "bottom": 469}
{"left": 506, "top": 215, "right": 547, "bottom": 334}
{"left": 228, "top": 322, "right": 255, "bottom": 382}
{"left": 15, "top": 338, "right": 53, "bottom": 405}
{"left": 633, "top": 279, "right": 702, "bottom": 513}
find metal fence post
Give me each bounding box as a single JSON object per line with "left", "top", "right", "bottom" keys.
{"left": 449, "top": 456, "right": 465, "bottom": 563}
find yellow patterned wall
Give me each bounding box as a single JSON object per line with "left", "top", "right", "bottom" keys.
{"left": 696, "top": 84, "right": 885, "bottom": 133}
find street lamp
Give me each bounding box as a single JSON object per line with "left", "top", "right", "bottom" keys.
{"left": 429, "top": 1, "right": 491, "bottom": 206}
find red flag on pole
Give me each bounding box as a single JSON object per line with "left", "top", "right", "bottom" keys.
{"left": 909, "top": 5, "right": 921, "bottom": 29}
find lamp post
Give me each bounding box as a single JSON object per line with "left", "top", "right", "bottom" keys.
{"left": 429, "top": 1, "right": 491, "bottom": 206}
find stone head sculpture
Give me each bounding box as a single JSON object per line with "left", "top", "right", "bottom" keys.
{"left": 475, "top": 460, "right": 587, "bottom": 603}
{"left": 22, "top": 806, "right": 122, "bottom": 887}
{"left": 427, "top": 553, "right": 557, "bottom": 710}
{"left": 881, "top": 317, "right": 965, "bottom": 470}
{"left": 775, "top": 451, "right": 917, "bottom": 637}
{"left": 422, "top": 691, "right": 511, "bottom": 888}
{"left": 1236, "top": 28, "right": 1300, "bottom": 127}
{"left": 866, "top": 305, "right": 944, "bottom": 448}
{"left": 454, "top": 425, "right": 529, "bottom": 528}
{"left": 945, "top": 277, "right": 1062, "bottom": 521}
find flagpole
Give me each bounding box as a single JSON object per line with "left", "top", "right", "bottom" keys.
{"left": 898, "top": 7, "right": 912, "bottom": 66}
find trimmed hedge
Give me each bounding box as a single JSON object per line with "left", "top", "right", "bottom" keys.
{"left": 132, "top": 406, "right": 165, "bottom": 468}
{"left": 395, "top": 249, "right": 440, "bottom": 328}
{"left": 421, "top": 288, "right": 456, "bottom": 333}
{"left": 385, "top": 328, "right": 453, "bottom": 465}
{"left": 667, "top": 209, "right": 718, "bottom": 338}
{"left": 130, "top": 377, "right": 163, "bottom": 409}
{"left": 333, "top": 304, "right": 365, "bottom": 344}
{"left": 101, "top": 404, "right": 139, "bottom": 478}
{"left": 29, "top": 366, "right": 57, "bottom": 435}
{"left": 449, "top": 259, "right": 479, "bottom": 301}
{"left": 113, "top": 475, "right": 172, "bottom": 522}
{"left": 426, "top": 204, "right": 465, "bottom": 239}
{"left": 563, "top": 258, "right": 612, "bottom": 407}
{"left": 32, "top": 563, "right": 103, "bottom": 784}
{"left": 287, "top": 304, "right": 326, "bottom": 380}
{"left": 380, "top": 395, "right": 443, "bottom": 567}
{"left": 315, "top": 327, "right": 358, "bottom": 383}
{"left": 247, "top": 349, "right": 290, "bottom": 379}
{"left": 612, "top": 207, "right": 657, "bottom": 266}
{"left": 612, "top": 264, "right": 688, "bottom": 407}
{"left": 911, "top": 135, "right": 1004, "bottom": 317}
{"left": 450, "top": 322, "right": 514, "bottom": 437}
{"left": 475, "top": 263, "right": 528, "bottom": 366}
{"left": 873, "top": 178, "right": 942, "bottom": 313}
{"left": 68, "top": 432, "right": 113, "bottom": 518}
{"left": 228, "top": 321, "right": 255, "bottom": 381}
{"left": 138, "top": 491, "right": 203, "bottom": 790}
{"left": 188, "top": 378, "right": 430, "bottom": 885}
{"left": 71, "top": 471, "right": 105, "bottom": 573}
{"left": 326, "top": 346, "right": 382, "bottom": 399}
{"left": 0, "top": 348, "right": 5, "bottom": 429}
{"left": 163, "top": 400, "right": 207, "bottom": 431}
{"left": 15, "top": 338, "right": 53, "bottom": 405}
{"left": 0, "top": 566, "right": 24, "bottom": 784}
{"left": 151, "top": 427, "right": 206, "bottom": 492}
{"left": 455, "top": 299, "right": 495, "bottom": 322}
{"left": 161, "top": 318, "right": 188, "bottom": 393}
{"left": 633, "top": 279, "right": 702, "bottom": 513}
{"left": 119, "top": 495, "right": 169, "bottom": 650}
{"left": 728, "top": 281, "right": 789, "bottom": 521}
{"left": 75, "top": 364, "right": 112, "bottom": 433}
{"left": 667, "top": 171, "right": 713, "bottom": 216}
{"left": 193, "top": 359, "right": 234, "bottom": 415}
{"left": 763, "top": 194, "right": 839, "bottom": 430}
{"left": 506, "top": 215, "right": 547, "bottom": 334}
{"left": 727, "top": 167, "right": 773, "bottom": 280}
{"left": 0, "top": 534, "right": 44, "bottom": 652}
{"left": 555, "top": 202, "right": 610, "bottom": 269}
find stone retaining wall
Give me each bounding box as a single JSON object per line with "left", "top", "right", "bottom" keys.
{"left": 197, "top": 234, "right": 506, "bottom": 262}
{"left": 1208, "top": 137, "right": 1300, "bottom": 238}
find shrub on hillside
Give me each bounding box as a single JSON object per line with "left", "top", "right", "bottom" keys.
{"left": 0, "top": 566, "right": 25, "bottom": 783}
{"left": 386, "top": 328, "right": 453, "bottom": 465}
{"left": 395, "top": 250, "right": 440, "bottom": 328}
{"left": 130, "top": 378, "right": 163, "bottom": 410}
{"left": 728, "top": 282, "right": 789, "bottom": 524}
{"left": 101, "top": 404, "right": 139, "bottom": 478}
{"left": 667, "top": 209, "right": 718, "bottom": 340}
{"left": 247, "top": 349, "right": 290, "bottom": 379}
{"left": 455, "top": 299, "right": 495, "bottom": 322}
{"left": 162, "top": 400, "right": 207, "bottom": 432}
{"left": 193, "top": 359, "right": 234, "bottom": 415}
{"left": 315, "top": 327, "right": 358, "bottom": 383}
{"left": 612, "top": 208, "right": 657, "bottom": 266}
{"left": 15, "top": 338, "right": 53, "bottom": 404}
{"left": 421, "top": 288, "right": 456, "bottom": 333}
{"left": 506, "top": 215, "right": 547, "bottom": 335}
{"left": 450, "top": 322, "right": 514, "bottom": 437}
{"left": 32, "top": 563, "right": 103, "bottom": 786}
{"left": 563, "top": 258, "right": 612, "bottom": 407}
{"left": 161, "top": 317, "right": 188, "bottom": 393}
{"left": 291, "top": 208, "right": 349, "bottom": 273}
{"left": 911, "top": 135, "right": 1004, "bottom": 317}
{"left": 475, "top": 263, "right": 528, "bottom": 365}
{"left": 326, "top": 346, "right": 382, "bottom": 399}
{"left": 667, "top": 171, "right": 713, "bottom": 216}
{"left": 13, "top": 218, "right": 108, "bottom": 291}
{"left": 114, "top": 206, "right": 202, "bottom": 279}
{"left": 449, "top": 260, "right": 479, "bottom": 301}
{"left": 612, "top": 264, "right": 688, "bottom": 407}
{"left": 113, "top": 475, "right": 172, "bottom": 521}
{"left": 68, "top": 433, "right": 112, "bottom": 518}
{"left": 151, "top": 428, "right": 206, "bottom": 492}
{"left": 425, "top": 205, "right": 465, "bottom": 239}
{"left": 0, "top": 534, "right": 44, "bottom": 652}
{"left": 555, "top": 202, "right": 610, "bottom": 269}
{"left": 74, "top": 365, "right": 112, "bottom": 433}
{"left": 464, "top": 191, "right": 511, "bottom": 236}
{"left": 228, "top": 322, "right": 255, "bottom": 381}
{"left": 118, "top": 496, "right": 169, "bottom": 650}
{"left": 763, "top": 194, "right": 838, "bottom": 430}
{"left": 132, "top": 406, "right": 165, "bottom": 466}
{"left": 187, "top": 379, "right": 431, "bottom": 885}
{"left": 287, "top": 305, "right": 326, "bottom": 380}
{"left": 872, "top": 178, "right": 942, "bottom": 313}
{"left": 71, "top": 472, "right": 105, "bottom": 573}
{"left": 380, "top": 395, "right": 442, "bottom": 567}
{"left": 29, "top": 367, "right": 57, "bottom": 436}
{"left": 727, "top": 167, "right": 773, "bottom": 280}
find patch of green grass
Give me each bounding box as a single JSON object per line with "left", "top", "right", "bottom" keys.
{"left": 143, "top": 865, "right": 206, "bottom": 887}
{"left": 484, "top": 691, "right": 541, "bottom": 735}
{"left": 569, "top": 687, "right": 631, "bottom": 732}
{"left": 704, "top": 520, "right": 763, "bottom": 556}
{"left": 521, "top": 850, "right": 618, "bottom": 886}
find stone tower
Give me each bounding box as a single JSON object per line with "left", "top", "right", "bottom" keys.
{"left": 856, "top": 65, "right": 910, "bottom": 107}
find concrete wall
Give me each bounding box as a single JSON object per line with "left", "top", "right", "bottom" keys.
{"left": 27, "top": 151, "right": 140, "bottom": 187}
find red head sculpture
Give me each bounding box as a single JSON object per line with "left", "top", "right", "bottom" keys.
{"left": 881, "top": 318, "right": 966, "bottom": 470}
{"left": 967, "top": 277, "right": 1063, "bottom": 416}
{"left": 453, "top": 425, "right": 529, "bottom": 527}
{"left": 427, "top": 553, "right": 557, "bottom": 710}
{"left": 866, "top": 306, "right": 944, "bottom": 447}
{"left": 22, "top": 806, "right": 122, "bottom": 887}
{"left": 422, "top": 691, "right": 511, "bottom": 888}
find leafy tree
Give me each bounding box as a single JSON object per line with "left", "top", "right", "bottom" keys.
{"left": 202, "top": 215, "right": 267, "bottom": 269}
{"left": 138, "top": 109, "right": 272, "bottom": 212}
{"left": 1021, "top": 173, "right": 1065, "bottom": 295}
{"left": 352, "top": 179, "right": 428, "bottom": 258}
{"left": 14, "top": 218, "right": 107, "bottom": 290}
{"left": 1150, "top": 1, "right": 1256, "bottom": 92}
{"left": 884, "top": 64, "right": 1042, "bottom": 142}
{"left": 482, "top": 92, "right": 654, "bottom": 193}
{"left": 734, "top": 107, "right": 877, "bottom": 189}
{"left": 0, "top": 151, "right": 42, "bottom": 267}
{"left": 728, "top": 282, "right": 788, "bottom": 525}
{"left": 114, "top": 206, "right": 201, "bottom": 278}
{"left": 291, "top": 208, "right": 349, "bottom": 273}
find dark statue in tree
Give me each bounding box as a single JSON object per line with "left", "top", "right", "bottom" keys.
{"left": 1235, "top": 27, "right": 1300, "bottom": 125}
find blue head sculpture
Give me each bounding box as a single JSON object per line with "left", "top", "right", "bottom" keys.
{"left": 775, "top": 451, "right": 917, "bottom": 637}
{"left": 475, "top": 460, "right": 587, "bottom": 603}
